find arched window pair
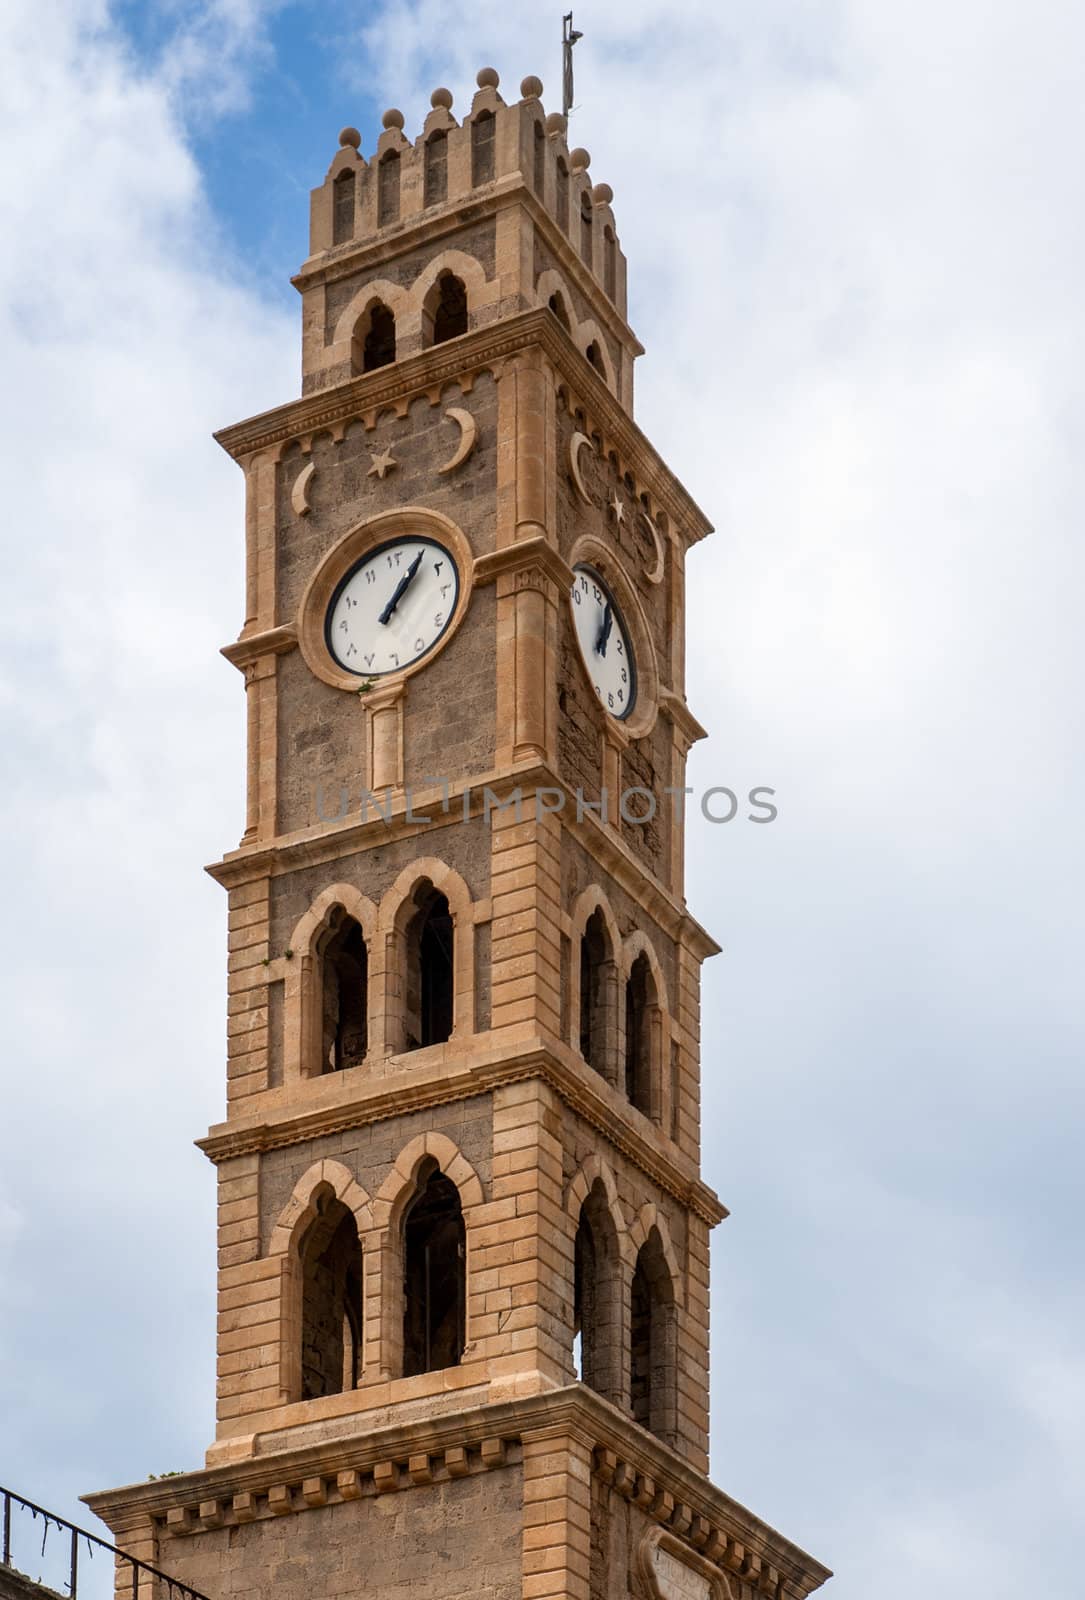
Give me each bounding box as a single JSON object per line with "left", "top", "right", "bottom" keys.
{"left": 573, "top": 1182, "right": 677, "bottom": 1444}
{"left": 350, "top": 273, "right": 469, "bottom": 376}
{"left": 578, "top": 909, "right": 663, "bottom": 1121}
{"left": 310, "top": 888, "right": 454, "bottom": 1072}
{"left": 295, "top": 1162, "right": 465, "bottom": 1400}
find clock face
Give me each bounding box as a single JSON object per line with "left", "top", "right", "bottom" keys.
{"left": 325, "top": 536, "right": 460, "bottom": 677}
{"left": 570, "top": 564, "right": 637, "bottom": 720}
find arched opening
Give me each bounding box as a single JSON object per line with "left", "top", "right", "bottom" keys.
{"left": 403, "top": 883, "right": 454, "bottom": 1050}
{"left": 630, "top": 1229, "right": 677, "bottom": 1443}
{"left": 471, "top": 111, "right": 495, "bottom": 186}
{"left": 402, "top": 1160, "right": 465, "bottom": 1376}
{"left": 580, "top": 191, "right": 594, "bottom": 265}
{"left": 548, "top": 291, "right": 571, "bottom": 332}
{"left": 556, "top": 156, "right": 572, "bottom": 232}
{"left": 424, "top": 129, "right": 448, "bottom": 206}
{"left": 298, "top": 1186, "right": 363, "bottom": 1400}
{"left": 317, "top": 909, "right": 368, "bottom": 1073}
{"left": 624, "top": 952, "right": 657, "bottom": 1117}
{"left": 333, "top": 168, "right": 356, "bottom": 245}
{"left": 579, "top": 908, "right": 615, "bottom": 1080}
{"left": 573, "top": 1179, "right": 622, "bottom": 1403}
{"left": 378, "top": 149, "right": 400, "bottom": 226}
{"left": 533, "top": 120, "right": 546, "bottom": 195}
{"left": 432, "top": 273, "right": 468, "bottom": 344}
{"left": 352, "top": 301, "right": 396, "bottom": 374}
{"left": 604, "top": 225, "right": 617, "bottom": 300}
{"left": 585, "top": 339, "right": 604, "bottom": 375}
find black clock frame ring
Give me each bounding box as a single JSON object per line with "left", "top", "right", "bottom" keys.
{"left": 324, "top": 534, "right": 461, "bottom": 678}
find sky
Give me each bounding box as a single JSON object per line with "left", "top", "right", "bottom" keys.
{"left": 0, "top": 2, "right": 1082, "bottom": 1596}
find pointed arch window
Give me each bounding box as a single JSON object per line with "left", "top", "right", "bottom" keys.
{"left": 317, "top": 910, "right": 368, "bottom": 1073}
{"left": 432, "top": 273, "right": 468, "bottom": 343}
{"left": 573, "top": 1180, "right": 623, "bottom": 1404}
{"left": 630, "top": 1229, "right": 677, "bottom": 1443}
{"left": 585, "top": 339, "right": 604, "bottom": 375}
{"left": 580, "top": 191, "right": 594, "bottom": 266}
{"left": 353, "top": 301, "right": 396, "bottom": 373}
{"left": 548, "top": 291, "right": 571, "bottom": 332}
{"left": 378, "top": 149, "right": 401, "bottom": 226}
{"left": 533, "top": 120, "right": 546, "bottom": 195}
{"left": 556, "top": 157, "right": 570, "bottom": 231}
{"left": 579, "top": 908, "right": 615, "bottom": 1080}
{"left": 298, "top": 1187, "right": 363, "bottom": 1400}
{"left": 624, "top": 952, "right": 658, "bottom": 1117}
{"left": 471, "top": 111, "right": 495, "bottom": 186}
{"left": 404, "top": 884, "right": 454, "bottom": 1050}
{"left": 333, "top": 168, "right": 356, "bottom": 244}
{"left": 403, "top": 1161, "right": 465, "bottom": 1376}
{"left": 604, "top": 225, "right": 617, "bottom": 300}
{"left": 424, "top": 130, "right": 448, "bottom": 206}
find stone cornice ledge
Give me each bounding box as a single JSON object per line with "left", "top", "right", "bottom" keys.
{"left": 83, "top": 1388, "right": 831, "bottom": 1600}
{"left": 212, "top": 309, "right": 712, "bottom": 547}
{"left": 196, "top": 1034, "right": 727, "bottom": 1226}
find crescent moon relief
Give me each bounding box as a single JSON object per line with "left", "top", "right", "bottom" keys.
{"left": 569, "top": 430, "right": 594, "bottom": 505}
{"left": 291, "top": 461, "right": 315, "bottom": 517}
{"left": 437, "top": 407, "right": 478, "bottom": 475}
{"left": 641, "top": 510, "right": 665, "bottom": 585}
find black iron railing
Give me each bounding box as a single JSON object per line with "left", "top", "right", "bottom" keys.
{"left": 0, "top": 1486, "right": 210, "bottom": 1600}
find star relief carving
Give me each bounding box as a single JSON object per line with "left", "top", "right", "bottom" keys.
{"left": 609, "top": 490, "right": 626, "bottom": 526}
{"left": 367, "top": 447, "right": 397, "bottom": 480}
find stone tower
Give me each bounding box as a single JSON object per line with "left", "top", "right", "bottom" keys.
{"left": 88, "top": 68, "right": 830, "bottom": 1600}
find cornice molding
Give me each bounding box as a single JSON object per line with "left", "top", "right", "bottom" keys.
{"left": 195, "top": 1036, "right": 727, "bottom": 1227}
{"left": 220, "top": 624, "right": 299, "bottom": 672}
{"left": 212, "top": 309, "right": 712, "bottom": 547}
{"left": 83, "top": 1388, "right": 831, "bottom": 1600}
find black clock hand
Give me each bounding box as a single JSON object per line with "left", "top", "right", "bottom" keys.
{"left": 596, "top": 601, "right": 614, "bottom": 658}
{"left": 379, "top": 550, "right": 424, "bottom": 625}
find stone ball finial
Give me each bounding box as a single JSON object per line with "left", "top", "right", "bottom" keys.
{"left": 431, "top": 87, "right": 454, "bottom": 110}
{"left": 476, "top": 66, "right": 500, "bottom": 89}
{"left": 570, "top": 147, "right": 591, "bottom": 173}
{"left": 520, "top": 75, "right": 544, "bottom": 100}
{"left": 545, "top": 111, "right": 567, "bottom": 137}
{"left": 382, "top": 107, "right": 405, "bottom": 131}
{"left": 338, "top": 126, "right": 361, "bottom": 150}
{"left": 592, "top": 182, "right": 613, "bottom": 206}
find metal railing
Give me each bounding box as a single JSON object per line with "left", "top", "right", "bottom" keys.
{"left": 1, "top": 1486, "right": 210, "bottom": 1600}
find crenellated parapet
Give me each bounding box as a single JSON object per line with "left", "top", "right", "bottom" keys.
{"left": 295, "top": 67, "right": 639, "bottom": 410}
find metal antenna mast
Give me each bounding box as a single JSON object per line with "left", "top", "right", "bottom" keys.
{"left": 562, "top": 12, "right": 583, "bottom": 118}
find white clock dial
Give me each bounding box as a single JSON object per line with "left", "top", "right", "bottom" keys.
{"left": 570, "top": 564, "right": 637, "bottom": 720}
{"left": 326, "top": 537, "right": 460, "bottom": 677}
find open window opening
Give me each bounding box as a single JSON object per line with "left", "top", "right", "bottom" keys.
{"left": 585, "top": 339, "right": 604, "bottom": 375}
{"left": 404, "top": 883, "right": 454, "bottom": 1050}
{"left": 556, "top": 157, "right": 570, "bottom": 231}
{"left": 548, "top": 291, "right": 571, "bottom": 332}
{"left": 424, "top": 129, "right": 448, "bottom": 206}
{"left": 333, "top": 168, "right": 356, "bottom": 245}
{"left": 378, "top": 149, "right": 400, "bottom": 226}
{"left": 578, "top": 908, "right": 614, "bottom": 1079}
{"left": 573, "top": 1180, "right": 622, "bottom": 1402}
{"left": 318, "top": 910, "right": 368, "bottom": 1073}
{"left": 471, "top": 111, "right": 495, "bottom": 186}
{"left": 533, "top": 120, "right": 546, "bottom": 195}
{"left": 604, "top": 224, "right": 617, "bottom": 299}
{"left": 352, "top": 301, "right": 396, "bottom": 374}
{"left": 402, "top": 1160, "right": 465, "bottom": 1376}
{"left": 630, "top": 1229, "right": 677, "bottom": 1442}
{"left": 624, "top": 951, "right": 657, "bottom": 1117}
{"left": 432, "top": 272, "right": 468, "bottom": 344}
{"left": 299, "top": 1186, "right": 363, "bottom": 1400}
{"left": 580, "top": 191, "right": 594, "bottom": 265}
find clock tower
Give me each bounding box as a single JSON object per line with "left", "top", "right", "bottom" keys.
{"left": 88, "top": 67, "right": 831, "bottom": 1600}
